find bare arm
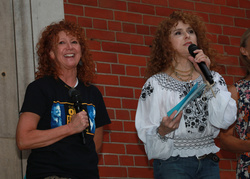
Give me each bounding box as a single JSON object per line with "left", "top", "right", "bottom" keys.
{"left": 94, "top": 127, "right": 104, "bottom": 153}
{"left": 16, "top": 111, "right": 89, "bottom": 150}
{"left": 220, "top": 85, "right": 250, "bottom": 152}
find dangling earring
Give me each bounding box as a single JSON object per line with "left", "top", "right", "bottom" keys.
{"left": 78, "top": 59, "right": 83, "bottom": 66}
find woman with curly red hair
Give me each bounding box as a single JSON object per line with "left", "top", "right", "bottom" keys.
{"left": 135, "top": 11, "right": 237, "bottom": 178}
{"left": 16, "top": 20, "right": 110, "bottom": 179}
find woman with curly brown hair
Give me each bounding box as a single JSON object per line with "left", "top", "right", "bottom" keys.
{"left": 16, "top": 20, "right": 110, "bottom": 179}
{"left": 135, "top": 11, "right": 237, "bottom": 179}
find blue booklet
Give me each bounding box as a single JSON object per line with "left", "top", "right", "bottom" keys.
{"left": 167, "top": 82, "right": 206, "bottom": 118}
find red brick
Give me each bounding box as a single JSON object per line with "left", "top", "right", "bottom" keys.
{"left": 128, "top": 167, "right": 154, "bottom": 178}
{"left": 134, "top": 156, "right": 150, "bottom": 166}
{"left": 108, "top": 120, "right": 123, "bottom": 131}
{"left": 91, "top": 51, "right": 118, "bottom": 63}
{"left": 218, "top": 35, "right": 230, "bottom": 45}
{"left": 136, "top": 25, "right": 150, "bottom": 35}
{"left": 219, "top": 159, "right": 233, "bottom": 169}
{"left": 141, "top": 0, "right": 168, "bottom": 6}
{"left": 220, "top": 170, "right": 236, "bottom": 179}
{"left": 93, "top": 74, "right": 119, "bottom": 85}
{"left": 143, "top": 15, "right": 165, "bottom": 26}
{"left": 78, "top": 17, "right": 92, "bottom": 28}
{"left": 210, "top": 14, "right": 234, "bottom": 25}
{"left": 205, "top": 24, "right": 222, "bottom": 34}
{"left": 103, "top": 154, "right": 119, "bottom": 165}
{"left": 64, "top": 4, "right": 83, "bottom": 16}
{"left": 145, "top": 36, "right": 154, "bottom": 46}
{"left": 131, "top": 110, "right": 137, "bottom": 121}
{"left": 116, "top": 109, "right": 130, "bottom": 120}
{"left": 227, "top": 66, "right": 246, "bottom": 76}
{"left": 235, "top": 18, "right": 250, "bottom": 28}
{"left": 216, "top": 56, "right": 239, "bottom": 66}
{"left": 155, "top": 7, "right": 175, "bottom": 17}
{"left": 68, "top": 0, "right": 97, "bottom": 6}
{"left": 131, "top": 45, "right": 151, "bottom": 56}
{"left": 86, "top": 29, "right": 115, "bottom": 41}
{"left": 124, "top": 121, "right": 137, "bottom": 132}
{"left": 101, "top": 143, "right": 126, "bottom": 154}
{"left": 111, "top": 64, "right": 126, "bottom": 75}
{"left": 224, "top": 46, "right": 241, "bottom": 56}
{"left": 128, "top": 2, "right": 155, "bottom": 15}
{"left": 88, "top": 40, "right": 101, "bottom": 50}
{"left": 230, "top": 37, "right": 241, "bottom": 46}
{"left": 169, "top": 0, "right": 195, "bottom": 10}
{"left": 85, "top": 7, "right": 113, "bottom": 19}
{"left": 96, "top": 62, "right": 111, "bottom": 73}
{"left": 103, "top": 97, "right": 122, "bottom": 108}
{"left": 239, "top": 0, "right": 250, "bottom": 9}
{"left": 126, "top": 144, "right": 147, "bottom": 155}
{"left": 106, "top": 86, "right": 134, "bottom": 98}
{"left": 116, "top": 32, "right": 144, "bottom": 44}
{"left": 64, "top": 15, "right": 77, "bottom": 24}
{"left": 123, "top": 23, "right": 136, "bottom": 33}
{"left": 110, "top": 132, "right": 138, "bottom": 143}
{"left": 120, "top": 155, "right": 134, "bottom": 166}
{"left": 226, "top": 0, "right": 239, "bottom": 7}
{"left": 223, "top": 26, "right": 246, "bottom": 37}
{"left": 102, "top": 42, "right": 131, "bottom": 54}
{"left": 196, "top": 3, "right": 220, "bottom": 13}
{"left": 221, "top": 6, "right": 245, "bottom": 17}
{"left": 93, "top": 19, "right": 107, "bottom": 29}
{"left": 122, "top": 99, "right": 139, "bottom": 109}
{"left": 115, "top": 11, "right": 143, "bottom": 23}
{"left": 214, "top": 0, "right": 226, "bottom": 5}
{"left": 99, "top": 0, "right": 127, "bottom": 10}
{"left": 108, "top": 21, "right": 122, "bottom": 31}
{"left": 126, "top": 66, "right": 140, "bottom": 76}
{"left": 120, "top": 76, "right": 145, "bottom": 88}
{"left": 98, "top": 166, "right": 128, "bottom": 177}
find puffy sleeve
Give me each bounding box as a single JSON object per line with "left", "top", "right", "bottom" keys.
{"left": 208, "top": 72, "right": 237, "bottom": 132}
{"left": 135, "top": 77, "right": 175, "bottom": 160}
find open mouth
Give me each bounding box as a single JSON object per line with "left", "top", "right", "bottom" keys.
{"left": 64, "top": 53, "right": 75, "bottom": 57}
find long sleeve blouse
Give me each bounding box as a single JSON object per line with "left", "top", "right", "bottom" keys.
{"left": 135, "top": 72, "right": 237, "bottom": 160}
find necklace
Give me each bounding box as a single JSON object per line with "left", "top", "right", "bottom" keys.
{"left": 174, "top": 67, "right": 194, "bottom": 82}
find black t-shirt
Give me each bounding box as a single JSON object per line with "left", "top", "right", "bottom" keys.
{"left": 20, "top": 76, "right": 111, "bottom": 179}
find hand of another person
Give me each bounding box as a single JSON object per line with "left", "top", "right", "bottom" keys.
{"left": 69, "top": 111, "right": 89, "bottom": 134}
{"left": 158, "top": 110, "right": 182, "bottom": 136}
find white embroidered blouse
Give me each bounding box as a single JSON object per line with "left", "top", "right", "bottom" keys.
{"left": 135, "top": 72, "right": 237, "bottom": 160}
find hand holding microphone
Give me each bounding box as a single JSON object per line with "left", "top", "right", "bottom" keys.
{"left": 69, "top": 88, "right": 89, "bottom": 144}
{"left": 188, "top": 44, "right": 214, "bottom": 85}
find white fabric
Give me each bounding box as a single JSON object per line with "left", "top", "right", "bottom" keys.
{"left": 135, "top": 72, "right": 237, "bottom": 160}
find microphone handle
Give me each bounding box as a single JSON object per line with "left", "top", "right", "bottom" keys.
{"left": 74, "top": 102, "right": 86, "bottom": 144}
{"left": 197, "top": 62, "right": 214, "bottom": 85}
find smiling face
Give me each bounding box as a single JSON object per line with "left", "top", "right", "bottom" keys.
{"left": 169, "top": 21, "right": 197, "bottom": 59}
{"left": 49, "top": 31, "right": 82, "bottom": 72}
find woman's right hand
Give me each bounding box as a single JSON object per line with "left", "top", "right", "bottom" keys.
{"left": 157, "top": 110, "right": 182, "bottom": 136}
{"left": 69, "top": 111, "right": 89, "bottom": 133}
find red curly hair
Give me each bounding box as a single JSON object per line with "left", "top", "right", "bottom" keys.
{"left": 145, "top": 11, "right": 218, "bottom": 79}
{"left": 35, "top": 20, "right": 94, "bottom": 85}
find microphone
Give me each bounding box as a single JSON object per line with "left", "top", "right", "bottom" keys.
{"left": 188, "top": 44, "right": 214, "bottom": 84}
{"left": 69, "top": 88, "right": 86, "bottom": 144}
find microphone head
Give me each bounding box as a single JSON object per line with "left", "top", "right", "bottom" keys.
{"left": 188, "top": 44, "right": 198, "bottom": 58}
{"left": 68, "top": 88, "right": 81, "bottom": 102}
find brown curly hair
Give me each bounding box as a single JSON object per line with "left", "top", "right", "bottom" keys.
{"left": 35, "top": 20, "right": 95, "bottom": 85}
{"left": 145, "top": 11, "right": 218, "bottom": 79}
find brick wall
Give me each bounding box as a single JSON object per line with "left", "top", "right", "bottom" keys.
{"left": 63, "top": 0, "right": 250, "bottom": 178}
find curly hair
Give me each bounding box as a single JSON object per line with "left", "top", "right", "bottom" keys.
{"left": 35, "top": 20, "right": 95, "bottom": 85}
{"left": 145, "top": 11, "right": 218, "bottom": 79}
{"left": 240, "top": 28, "right": 250, "bottom": 77}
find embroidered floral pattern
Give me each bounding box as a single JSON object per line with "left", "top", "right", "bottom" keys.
{"left": 140, "top": 82, "right": 154, "bottom": 101}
